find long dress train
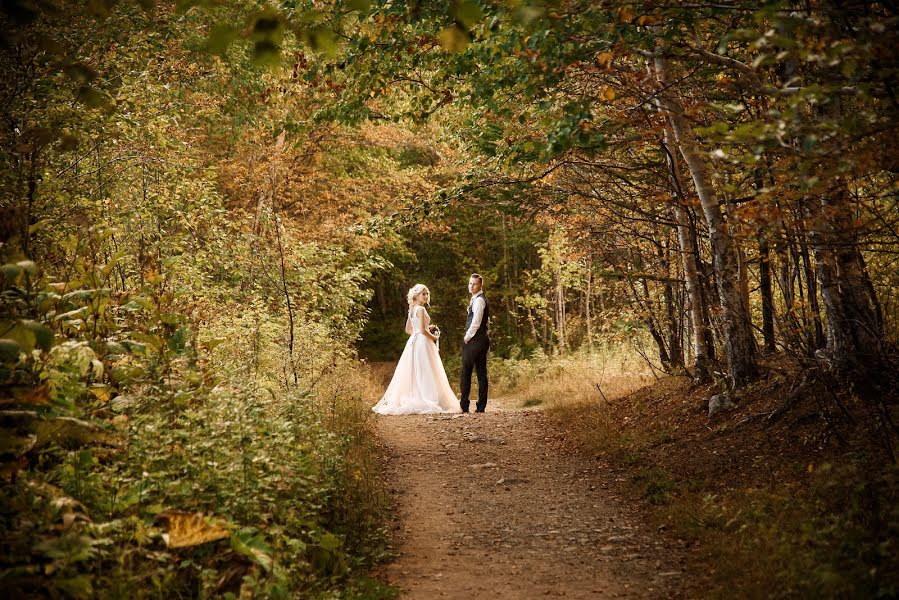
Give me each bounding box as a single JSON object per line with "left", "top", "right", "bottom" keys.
{"left": 372, "top": 305, "right": 461, "bottom": 415}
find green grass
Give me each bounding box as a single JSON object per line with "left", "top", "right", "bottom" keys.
{"left": 633, "top": 467, "right": 675, "bottom": 505}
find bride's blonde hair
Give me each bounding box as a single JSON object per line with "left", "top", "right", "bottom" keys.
{"left": 407, "top": 283, "right": 430, "bottom": 306}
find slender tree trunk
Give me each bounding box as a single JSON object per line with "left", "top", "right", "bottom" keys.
{"left": 376, "top": 279, "right": 388, "bottom": 318}
{"left": 661, "top": 136, "right": 710, "bottom": 380}
{"left": 542, "top": 299, "right": 549, "bottom": 352}
{"left": 775, "top": 235, "right": 794, "bottom": 314}
{"left": 759, "top": 234, "right": 776, "bottom": 352}
{"left": 858, "top": 251, "right": 884, "bottom": 333}
{"left": 691, "top": 210, "right": 718, "bottom": 363}
{"left": 657, "top": 239, "right": 684, "bottom": 372}
{"left": 750, "top": 173, "right": 776, "bottom": 353}
{"left": 638, "top": 277, "right": 672, "bottom": 369}
{"left": 664, "top": 262, "right": 684, "bottom": 371}
{"left": 269, "top": 132, "right": 299, "bottom": 385}
{"left": 23, "top": 150, "right": 38, "bottom": 259}
{"left": 652, "top": 54, "right": 757, "bottom": 386}
{"left": 585, "top": 254, "right": 593, "bottom": 351}
{"left": 616, "top": 247, "right": 672, "bottom": 370}
{"left": 527, "top": 307, "right": 539, "bottom": 346}
{"left": 556, "top": 261, "right": 566, "bottom": 353}
{"left": 796, "top": 214, "right": 825, "bottom": 351}
{"left": 501, "top": 213, "right": 515, "bottom": 342}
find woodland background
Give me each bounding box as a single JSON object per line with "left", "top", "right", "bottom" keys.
{"left": 1, "top": 0, "right": 898, "bottom": 598}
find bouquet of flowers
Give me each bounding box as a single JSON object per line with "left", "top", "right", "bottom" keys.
{"left": 428, "top": 324, "right": 440, "bottom": 350}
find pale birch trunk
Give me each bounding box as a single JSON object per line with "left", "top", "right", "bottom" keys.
{"left": 808, "top": 183, "right": 882, "bottom": 373}
{"left": 556, "top": 261, "right": 566, "bottom": 353}
{"left": 661, "top": 133, "right": 711, "bottom": 380}
{"left": 652, "top": 54, "right": 758, "bottom": 386}
{"left": 585, "top": 255, "right": 593, "bottom": 351}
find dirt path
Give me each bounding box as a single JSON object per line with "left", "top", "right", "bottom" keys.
{"left": 373, "top": 399, "right": 686, "bottom": 599}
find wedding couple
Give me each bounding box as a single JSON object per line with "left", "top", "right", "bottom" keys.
{"left": 372, "top": 274, "right": 489, "bottom": 415}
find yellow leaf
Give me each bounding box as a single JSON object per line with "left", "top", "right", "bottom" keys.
{"left": 601, "top": 87, "right": 616, "bottom": 102}
{"left": 595, "top": 52, "right": 613, "bottom": 69}
{"left": 159, "top": 511, "right": 230, "bottom": 548}
{"left": 618, "top": 6, "right": 634, "bottom": 23}
{"left": 89, "top": 384, "right": 112, "bottom": 402}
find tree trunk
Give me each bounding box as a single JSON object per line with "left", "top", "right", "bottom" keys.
{"left": 775, "top": 225, "right": 794, "bottom": 311}
{"left": 796, "top": 214, "right": 825, "bottom": 352}
{"left": 556, "top": 261, "right": 566, "bottom": 353}
{"left": 664, "top": 266, "right": 684, "bottom": 371}
{"left": 661, "top": 136, "right": 710, "bottom": 380}
{"left": 585, "top": 254, "right": 593, "bottom": 351}
{"left": 808, "top": 183, "right": 883, "bottom": 376}
{"left": 758, "top": 234, "right": 776, "bottom": 352}
{"left": 639, "top": 278, "right": 672, "bottom": 369}
{"left": 652, "top": 54, "right": 758, "bottom": 386}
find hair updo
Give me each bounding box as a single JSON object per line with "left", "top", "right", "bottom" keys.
{"left": 407, "top": 284, "right": 430, "bottom": 306}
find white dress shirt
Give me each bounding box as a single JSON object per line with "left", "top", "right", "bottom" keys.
{"left": 464, "top": 292, "right": 486, "bottom": 343}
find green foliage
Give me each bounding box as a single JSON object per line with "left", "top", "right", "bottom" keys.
{"left": 688, "top": 461, "right": 899, "bottom": 599}
{"left": 0, "top": 2, "right": 396, "bottom": 596}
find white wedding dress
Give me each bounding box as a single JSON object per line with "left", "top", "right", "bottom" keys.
{"left": 372, "top": 305, "right": 461, "bottom": 415}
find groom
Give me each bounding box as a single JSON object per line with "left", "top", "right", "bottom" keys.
{"left": 460, "top": 273, "right": 490, "bottom": 413}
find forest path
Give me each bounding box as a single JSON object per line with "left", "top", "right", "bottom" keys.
{"left": 373, "top": 399, "right": 686, "bottom": 599}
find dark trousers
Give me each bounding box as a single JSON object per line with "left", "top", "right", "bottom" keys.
{"left": 460, "top": 335, "right": 489, "bottom": 412}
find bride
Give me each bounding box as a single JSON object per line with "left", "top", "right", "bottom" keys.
{"left": 372, "top": 284, "right": 461, "bottom": 415}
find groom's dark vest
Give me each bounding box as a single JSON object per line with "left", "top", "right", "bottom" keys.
{"left": 466, "top": 294, "right": 489, "bottom": 341}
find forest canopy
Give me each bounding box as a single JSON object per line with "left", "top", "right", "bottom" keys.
{"left": 1, "top": 0, "right": 898, "bottom": 597}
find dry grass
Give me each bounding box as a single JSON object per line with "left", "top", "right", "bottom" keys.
{"left": 489, "top": 344, "right": 656, "bottom": 408}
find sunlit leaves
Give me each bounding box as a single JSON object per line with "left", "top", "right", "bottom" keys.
{"left": 58, "top": 134, "right": 80, "bottom": 152}
{"left": 75, "top": 85, "right": 110, "bottom": 109}
{"left": 617, "top": 5, "right": 634, "bottom": 23}
{"left": 206, "top": 23, "right": 239, "bottom": 55}
{"left": 346, "top": 0, "right": 371, "bottom": 12}
{"left": 158, "top": 511, "right": 230, "bottom": 548}
{"left": 438, "top": 24, "right": 470, "bottom": 52}
{"left": 595, "top": 51, "right": 613, "bottom": 69}
{"left": 250, "top": 12, "right": 284, "bottom": 67}
{"left": 63, "top": 63, "right": 98, "bottom": 84}
{"left": 452, "top": 0, "right": 483, "bottom": 29}
{"left": 231, "top": 528, "right": 274, "bottom": 571}
{"left": 0, "top": 3, "right": 395, "bottom": 596}
{"left": 0, "top": 320, "right": 53, "bottom": 353}
{"left": 512, "top": 2, "right": 544, "bottom": 26}
{"left": 306, "top": 25, "right": 339, "bottom": 57}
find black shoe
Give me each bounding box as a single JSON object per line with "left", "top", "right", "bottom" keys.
{"left": 475, "top": 409, "right": 485, "bottom": 413}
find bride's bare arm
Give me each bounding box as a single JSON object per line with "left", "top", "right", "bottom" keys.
{"left": 405, "top": 312, "right": 413, "bottom": 335}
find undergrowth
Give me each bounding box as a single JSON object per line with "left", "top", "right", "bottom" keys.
{"left": 544, "top": 367, "right": 899, "bottom": 599}
{"left": 0, "top": 252, "right": 394, "bottom": 597}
